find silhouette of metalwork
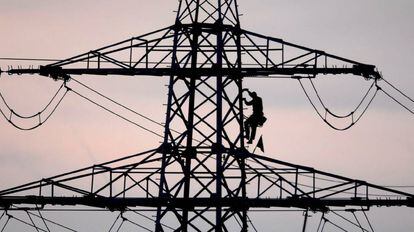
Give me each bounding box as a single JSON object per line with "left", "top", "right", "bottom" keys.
{"left": 1, "top": 0, "right": 413, "bottom": 231}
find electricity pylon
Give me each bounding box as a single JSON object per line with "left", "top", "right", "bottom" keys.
{"left": 1, "top": 0, "right": 413, "bottom": 231}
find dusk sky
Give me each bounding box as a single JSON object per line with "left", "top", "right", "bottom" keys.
{"left": 0, "top": 0, "right": 413, "bottom": 231}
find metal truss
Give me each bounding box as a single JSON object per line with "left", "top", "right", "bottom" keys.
{"left": 0, "top": 147, "right": 412, "bottom": 230}
{"left": 5, "top": 24, "right": 380, "bottom": 80}
{"left": 1, "top": 0, "right": 412, "bottom": 231}
{"left": 5, "top": 6, "right": 380, "bottom": 80}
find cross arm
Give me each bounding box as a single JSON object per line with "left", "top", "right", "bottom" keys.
{"left": 1, "top": 24, "right": 382, "bottom": 81}
{"left": 237, "top": 29, "right": 381, "bottom": 80}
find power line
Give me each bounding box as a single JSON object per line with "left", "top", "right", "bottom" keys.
{"left": 0, "top": 73, "right": 169, "bottom": 137}
{"left": 317, "top": 213, "right": 326, "bottom": 232}
{"left": 25, "top": 211, "right": 42, "bottom": 232}
{"left": 0, "top": 74, "right": 201, "bottom": 144}
{"left": 310, "top": 79, "right": 376, "bottom": 119}
{"left": 6, "top": 213, "right": 49, "bottom": 232}
{"left": 325, "top": 218, "right": 349, "bottom": 232}
{"left": 361, "top": 208, "right": 375, "bottom": 232}
{"left": 247, "top": 214, "right": 259, "bottom": 232}
{"left": 36, "top": 210, "right": 51, "bottom": 232}
{"left": 27, "top": 211, "right": 77, "bottom": 232}
{"left": 298, "top": 78, "right": 378, "bottom": 131}
{"left": 69, "top": 77, "right": 213, "bottom": 145}
{"left": 379, "top": 87, "right": 414, "bottom": 115}
{"left": 0, "top": 83, "right": 69, "bottom": 130}
{"left": 6, "top": 206, "right": 78, "bottom": 232}
{"left": 69, "top": 88, "right": 164, "bottom": 138}
{"left": 128, "top": 208, "right": 175, "bottom": 231}
{"left": 0, "top": 83, "right": 65, "bottom": 119}
{"left": 71, "top": 78, "right": 172, "bottom": 132}
{"left": 108, "top": 213, "right": 122, "bottom": 232}
{"left": 0, "top": 214, "right": 10, "bottom": 232}
{"left": 121, "top": 215, "right": 152, "bottom": 232}
{"left": 381, "top": 78, "right": 414, "bottom": 103}
{"left": 331, "top": 211, "right": 370, "bottom": 232}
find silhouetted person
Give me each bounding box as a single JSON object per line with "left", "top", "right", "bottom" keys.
{"left": 243, "top": 89, "right": 266, "bottom": 144}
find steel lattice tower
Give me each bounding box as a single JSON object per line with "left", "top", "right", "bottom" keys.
{"left": 157, "top": 1, "right": 247, "bottom": 230}
{"left": 1, "top": 0, "right": 413, "bottom": 231}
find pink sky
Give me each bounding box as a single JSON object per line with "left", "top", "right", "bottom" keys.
{"left": 0, "top": 0, "right": 413, "bottom": 231}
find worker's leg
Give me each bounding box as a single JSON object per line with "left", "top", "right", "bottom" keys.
{"left": 244, "top": 120, "right": 250, "bottom": 140}
{"left": 247, "top": 115, "right": 259, "bottom": 143}
{"left": 250, "top": 125, "right": 257, "bottom": 142}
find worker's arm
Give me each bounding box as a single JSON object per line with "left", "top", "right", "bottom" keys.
{"left": 243, "top": 98, "right": 253, "bottom": 105}
{"left": 242, "top": 88, "right": 251, "bottom": 94}
{"left": 242, "top": 89, "right": 253, "bottom": 105}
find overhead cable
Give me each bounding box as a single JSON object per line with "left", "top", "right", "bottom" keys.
{"left": 6, "top": 213, "right": 48, "bottom": 232}
{"left": 0, "top": 82, "right": 69, "bottom": 130}
{"left": 27, "top": 211, "right": 76, "bottom": 232}
{"left": 127, "top": 208, "right": 175, "bottom": 231}
{"left": 382, "top": 78, "right": 414, "bottom": 103}
{"left": 0, "top": 214, "right": 10, "bottom": 232}
{"left": 25, "top": 211, "right": 41, "bottom": 232}
{"left": 361, "top": 208, "right": 375, "bottom": 232}
{"left": 325, "top": 218, "right": 349, "bottom": 232}
{"left": 69, "top": 89, "right": 164, "bottom": 138}
{"left": 0, "top": 75, "right": 170, "bottom": 139}
{"left": 298, "top": 78, "right": 378, "bottom": 131}
{"left": 71, "top": 78, "right": 173, "bottom": 132}
{"left": 377, "top": 78, "right": 414, "bottom": 114}
{"left": 8, "top": 206, "right": 78, "bottom": 232}
{"left": 121, "top": 215, "right": 152, "bottom": 232}
{"left": 70, "top": 78, "right": 210, "bottom": 144}
{"left": 331, "top": 211, "right": 370, "bottom": 232}
{"left": 247, "top": 214, "right": 259, "bottom": 232}
{"left": 108, "top": 213, "right": 122, "bottom": 232}
{"left": 36, "top": 210, "right": 51, "bottom": 232}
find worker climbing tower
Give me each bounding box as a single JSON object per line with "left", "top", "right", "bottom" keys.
{"left": 0, "top": 0, "right": 413, "bottom": 231}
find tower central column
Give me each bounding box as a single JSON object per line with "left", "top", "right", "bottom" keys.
{"left": 215, "top": 1, "right": 224, "bottom": 230}
{"left": 176, "top": 0, "right": 240, "bottom": 26}
{"left": 156, "top": 0, "right": 247, "bottom": 231}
